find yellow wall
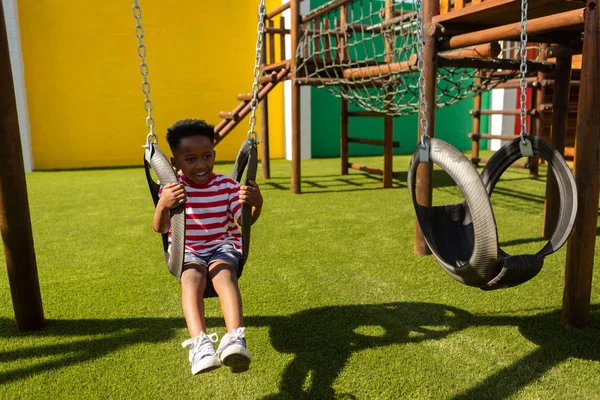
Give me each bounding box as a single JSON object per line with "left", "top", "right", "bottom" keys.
{"left": 18, "top": 0, "right": 285, "bottom": 170}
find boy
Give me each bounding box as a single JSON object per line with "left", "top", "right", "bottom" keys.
{"left": 152, "top": 119, "right": 263, "bottom": 374}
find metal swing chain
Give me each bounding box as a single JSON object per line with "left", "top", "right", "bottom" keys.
{"left": 415, "top": 0, "right": 429, "bottom": 149}
{"left": 133, "top": 1, "right": 157, "bottom": 147}
{"left": 247, "top": 0, "right": 267, "bottom": 143}
{"left": 518, "top": 0, "right": 529, "bottom": 144}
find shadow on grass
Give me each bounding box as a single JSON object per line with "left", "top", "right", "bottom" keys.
{"left": 0, "top": 303, "right": 598, "bottom": 399}
{"left": 498, "top": 236, "right": 548, "bottom": 248}
{"left": 260, "top": 169, "right": 479, "bottom": 194}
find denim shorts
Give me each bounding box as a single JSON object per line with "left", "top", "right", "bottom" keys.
{"left": 183, "top": 243, "right": 243, "bottom": 275}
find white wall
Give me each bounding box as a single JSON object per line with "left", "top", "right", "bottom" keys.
{"left": 2, "top": 0, "right": 32, "bottom": 172}
{"left": 489, "top": 88, "right": 517, "bottom": 151}
{"left": 283, "top": 0, "right": 311, "bottom": 161}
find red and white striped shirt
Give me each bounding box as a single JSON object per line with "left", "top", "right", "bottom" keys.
{"left": 161, "top": 173, "right": 242, "bottom": 255}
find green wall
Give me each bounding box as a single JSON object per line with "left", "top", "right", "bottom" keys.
{"left": 307, "top": 0, "right": 490, "bottom": 158}
{"left": 311, "top": 88, "right": 490, "bottom": 157}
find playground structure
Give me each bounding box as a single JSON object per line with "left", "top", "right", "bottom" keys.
{"left": 212, "top": 0, "right": 597, "bottom": 326}
{"left": 0, "top": 0, "right": 597, "bottom": 329}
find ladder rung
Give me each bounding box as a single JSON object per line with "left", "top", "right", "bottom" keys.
{"left": 237, "top": 93, "right": 253, "bottom": 101}
{"left": 348, "top": 163, "right": 384, "bottom": 176}
{"left": 219, "top": 111, "right": 239, "bottom": 121}
{"left": 563, "top": 147, "right": 575, "bottom": 157}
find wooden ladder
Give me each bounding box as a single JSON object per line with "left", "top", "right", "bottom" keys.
{"left": 214, "top": 63, "right": 290, "bottom": 144}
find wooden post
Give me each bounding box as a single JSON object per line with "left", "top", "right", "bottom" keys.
{"left": 383, "top": 0, "right": 395, "bottom": 188}
{"left": 528, "top": 79, "right": 540, "bottom": 177}
{"left": 0, "top": 3, "right": 45, "bottom": 331}
{"left": 529, "top": 44, "right": 548, "bottom": 178}
{"left": 268, "top": 19, "right": 276, "bottom": 64}
{"left": 290, "top": 0, "right": 301, "bottom": 194}
{"left": 471, "top": 76, "right": 482, "bottom": 166}
{"left": 339, "top": 5, "right": 349, "bottom": 177}
{"left": 383, "top": 115, "right": 394, "bottom": 187}
{"left": 414, "top": 0, "right": 439, "bottom": 256}
{"left": 438, "top": 9, "right": 585, "bottom": 50}
{"left": 280, "top": 16, "right": 286, "bottom": 62}
{"left": 341, "top": 98, "right": 349, "bottom": 175}
{"left": 260, "top": 25, "right": 271, "bottom": 180}
{"left": 543, "top": 55, "right": 571, "bottom": 238}
{"left": 561, "top": 0, "right": 599, "bottom": 328}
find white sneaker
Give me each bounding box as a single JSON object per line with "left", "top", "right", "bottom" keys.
{"left": 216, "top": 327, "right": 252, "bottom": 373}
{"left": 181, "top": 332, "right": 221, "bottom": 374}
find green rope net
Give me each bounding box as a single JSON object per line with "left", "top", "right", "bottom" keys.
{"left": 295, "top": 0, "right": 526, "bottom": 116}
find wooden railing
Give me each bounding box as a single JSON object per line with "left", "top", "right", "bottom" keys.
{"left": 440, "top": 0, "right": 484, "bottom": 14}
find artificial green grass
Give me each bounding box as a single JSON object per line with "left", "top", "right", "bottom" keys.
{"left": 0, "top": 152, "right": 599, "bottom": 399}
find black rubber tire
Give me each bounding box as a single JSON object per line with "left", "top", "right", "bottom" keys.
{"left": 408, "top": 138, "right": 500, "bottom": 287}
{"left": 479, "top": 136, "right": 578, "bottom": 290}
{"left": 146, "top": 143, "right": 186, "bottom": 281}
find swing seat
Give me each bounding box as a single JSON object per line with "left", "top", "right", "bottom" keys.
{"left": 144, "top": 138, "right": 258, "bottom": 298}
{"left": 408, "top": 138, "right": 500, "bottom": 288}
{"left": 408, "top": 136, "right": 577, "bottom": 290}
{"left": 479, "top": 136, "right": 577, "bottom": 290}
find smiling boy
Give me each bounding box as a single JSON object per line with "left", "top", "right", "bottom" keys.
{"left": 152, "top": 119, "right": 263, "bottom": 374}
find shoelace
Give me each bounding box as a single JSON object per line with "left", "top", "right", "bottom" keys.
{"left": 182, "top": 332, "right": 219, "bottom": 361}
{"left": 217, "top": 328, "right": 245, "bottom": 354}
{"left": 197, "top": 333, "right": 219, "bottom": 354}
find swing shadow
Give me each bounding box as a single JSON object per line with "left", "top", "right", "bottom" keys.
{"left": 1, "top": 303, "right": 598, "bottom": 399}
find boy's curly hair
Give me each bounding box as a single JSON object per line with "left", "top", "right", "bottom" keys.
{"left": 166, "top": 119, "right": 215, "bottom": 151}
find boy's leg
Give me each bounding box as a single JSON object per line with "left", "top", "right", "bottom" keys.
{"left": 209, "top": 261, "right": 251, "bottom": 373}
{"left": 181, "top": 263, "right": 209, "bottom": 337}
{"left": 208, "top": 262, "right": 243, "bottom": 331}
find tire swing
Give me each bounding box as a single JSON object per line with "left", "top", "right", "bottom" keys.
{"left": 133, "top": 0, "right": 263, "bottom": 297}
{"left": 407, "top": 0, "right": 577, "bottom": 290}
{"left": 478, "top": 136, "right": 577, "bottom": 290}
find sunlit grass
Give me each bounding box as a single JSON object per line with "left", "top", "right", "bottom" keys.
{"left": 0, "top": 152, "right": 598, "bottom": 399}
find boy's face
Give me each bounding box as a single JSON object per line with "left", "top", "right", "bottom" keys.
{"left": 171, "top": 135, "right": 215, "bottom": 185}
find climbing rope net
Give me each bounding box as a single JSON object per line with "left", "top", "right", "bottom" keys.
{"left": 295, "top": 0, "right": 541, "bottom": 116}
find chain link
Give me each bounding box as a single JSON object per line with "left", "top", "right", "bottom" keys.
{"left": 247, "top": 0, "right": 267, "bottom": 142}
{"left": 133, "top": 1, "right": 157, "bottom": 145}
{"left": 519, "top": 0, "right": 529, "bottom": 143}
{"left": 415, "top": 0, "right": 429, "bottom": 148}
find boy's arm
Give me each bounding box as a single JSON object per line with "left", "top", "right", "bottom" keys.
{"left": 152, "top": 183, "right": 187, "bottom": 233}
{"left": 238, "top": 180, "right": 263, "bottom": 225}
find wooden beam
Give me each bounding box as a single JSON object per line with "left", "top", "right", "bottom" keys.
{"left": 302, "top": 0, "right": 353, "bottom": 23}
{"left": 383, "top": 115, "right": 394, "bottom": 188}
{"left": 469, "top": 133, "right": 519, "bottom": 141}
{"left": 266, "top": 2, "right": 291, "bottom": 19}
{"left": 260, "top": 27, "right": 271, "bottom": 180}
{"left": 348, "top": 163, "right": 384, "bottom": 176}
{"left": 291, "top": 0, "right": 301, "bottom": 194}
{"left": 342, "top": 55, "right": 417, "bottom": 79}
{"left": 442, "top": 42, "right": 501, "bottom": 58}
{"left": 0, "top": 3, "right": 45, "bottom": 331}
{"left": 562, "top": 0, "right": 599, "bottom": 328}
{"left": 341, "top": 98, "right": 349, "bottom": 176}
{"left": 546, "top": 44, "right": 583, "bottom": 57}
{"left": 414, "top": 0, "right": 439, "bottom": 256}
{"left": 471, "top": 80, "right": 482, "bottom": 166}
{"left": 543, "top": 55, "right": 571, "bottom": 238}
{"left": 438, "top": 9, "right": 585, "bottom": 50}
{"left": 438, "top": 56, "right": 555, "bottom": 73}
{"left": 471, "top": 109, "right": 536, "bottom": 116}
{"left": 216, "top": 68, "right": 288, "bottom": 138}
